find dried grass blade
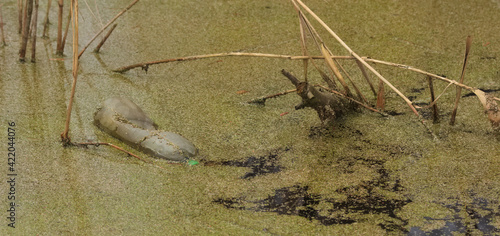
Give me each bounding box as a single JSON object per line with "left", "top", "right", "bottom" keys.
{"left": 450, "top": 35, "right": 472, "bottom": 125}
{"left": 298, "top": 12, "right": 309, "bottom": 82}
{"left": 320, "top": 43, "right": 352, "bottom": 96}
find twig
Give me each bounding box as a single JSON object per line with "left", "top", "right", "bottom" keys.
{"left": 30, "top": 0, "right": 39, "bottom": 62}
{"left": 450, "top": 36, "right": 472, "bottom": 125}
{"left": 247, "top": 89, "right": 297, "bottom": 105}
{"left": 93, "top": 23, "right": 117, "bottom": 53}
{"left": 78, "top": 0, "right": 139, "bottom": 59}
{"left": 61, "top": 0, "right": 78, "bottom": 144}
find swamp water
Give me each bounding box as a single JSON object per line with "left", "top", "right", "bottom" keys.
{"left": 1, "top": 0, "right": 499, "bottom": 235}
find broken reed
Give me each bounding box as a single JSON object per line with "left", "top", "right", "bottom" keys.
{"left": 30, "top": 0, "right": 39, "bottom": 62}
{"left": 19, "top": 0, "right": 33, "bottom": 62}
{"left": 42, "top": 0, "right": 51, "bottom": 37}
{"left": 427, "top": 76, "right": 439, "bottom": 123}
{"left": 61, "top": 0, "right": 78, "bottom": 144}
{"left": 0, "top": 5, "right": 6, "bottom": 46}
{"left": 56, "top": 0, "right": 63, "bottom": 55}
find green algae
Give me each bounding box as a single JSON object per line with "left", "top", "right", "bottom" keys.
{"left": 1, "top": 0, "right": 500, "bottom": 235}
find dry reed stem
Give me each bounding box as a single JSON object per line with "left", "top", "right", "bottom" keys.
{"left": 93, "top": 23, "right": 117, "bottom": 53}
{"left": 61, "top": 0, "right": 78, "bottom": 144}
{"left": 42, "top": 0, "right": 51, "bottom": 38}
{"left": 427, "top": 75, "right": 439, "bottom": 123}
{"left": 355, "top": 60, "right": 377, "bottom": 97}
{"left": 30, "top": 0, "right": 39, "bottom": 62}
{"left": 78, "top": 0, "right": 139, "bottom": 59}
{"left": 450, "top": 36, "right": 472, "bottom": 125}
{"left": 56, "top": 0, "right": 63, "bottom": 55}
{"left": 292, "top": 0, "right": 419, "bottom": 118}
{"left": 296, "top": 11, "right": 337, "bottom": 88}
{"left": 0, "top": 5, "right": 6, "bottom": 46}
{"left": 114, "top": 52, "right": 499, "bottom": 105}
{"left": 17, "top": 0, "right": 22, "bottom": 34}
{"left": 113, "top": 52, "right": 344, "bottom": 73}
{"left": 19, "top": 0, "right": 34, "bottom": 62}
{"left": 113, "top": 52, "right": 355, "bottom": 73}
{"left": 320, "top": 43, "right": 352, "bottom": 96}
{"left": 376, "top": 79, "right": 385, "bottom": 109}
{"left": 297, "top": 10, "right": 309, "bottom": 82}
{"left": 336, "top": 59, "right": 368, "bottom": 104}
{"left": 60, "top": 7, "right": 71, "bottom": 55}
{"left": 294, "top": 4, "right": 345, "bottom": 91}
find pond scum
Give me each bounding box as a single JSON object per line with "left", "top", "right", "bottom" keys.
{"left": 9, "top": 0, "right": 500, "bottom": 234}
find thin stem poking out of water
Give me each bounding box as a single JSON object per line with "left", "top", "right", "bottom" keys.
{"left": 56, "top": 0, "right": 63, "bottom": 55}
{"left": 93, "top": 23, "right": 117, "bottom": 53}
{"left": 19, "top": 0, "right": 33, "bottom": 62}
{"left": 78, "top": 0, "right": 139, "bottom": 59}
{"left": 42, "top": 0, "right": 51, "bottom": 38}
{"left": 61, "top": 0, "right": 79, "bottom": 144}
{"left": 30, "top": 0, "right": 39, "bottom": 62}
{"left": 450, "top": 36, "right": 472, "bottom": 126}
{"left": 0, "top": 4, "right": 6, "bottom": 46}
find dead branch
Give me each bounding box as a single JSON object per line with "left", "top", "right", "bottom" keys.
{"left": 281, "top": 69, "right": 353, "bottom": 124}
{"left": 247, "top": 89, "right": 297, "bottom": 105}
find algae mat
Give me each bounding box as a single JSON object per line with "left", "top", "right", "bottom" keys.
{"left": 1, "top": 0, "right": 499, "bottom": 235}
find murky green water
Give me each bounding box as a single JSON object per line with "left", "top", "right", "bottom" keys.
{"left": 1, "top": 0, "right": 499, "bottom": 235}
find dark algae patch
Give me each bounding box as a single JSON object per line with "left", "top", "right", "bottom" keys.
{"left": 202, "top": 148, "right": 288, "bottom": 179}
{"left": 409, "top": 196, "right": 500, "bottom": 235}
{"left": 214, "top": 133, "right": 413, "bottom": 233}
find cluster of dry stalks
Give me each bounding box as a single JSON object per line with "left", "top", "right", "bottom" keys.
{"left": 114, "top": 0, "right": 500, "bottom": 136}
